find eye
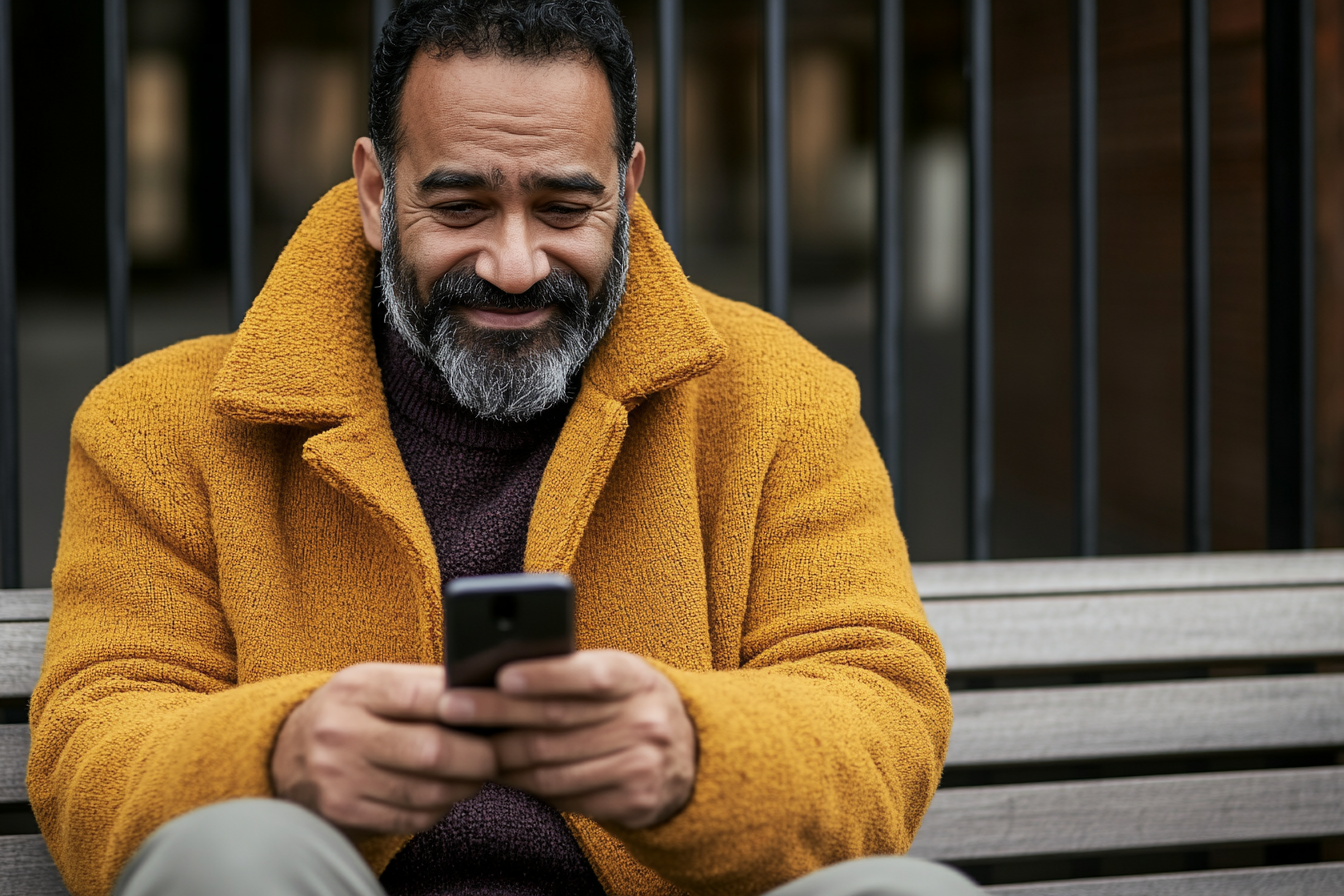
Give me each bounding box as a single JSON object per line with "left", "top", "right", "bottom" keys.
{"left": 435, "top": 202, "right": 489, "bottom": 226}
{"left": 539, "top": 204, "right": 590, "bottom": 227}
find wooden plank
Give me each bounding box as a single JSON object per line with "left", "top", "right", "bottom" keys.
{"left": 0, "top": 836, "right": 66, "bottom": 896}
{"left": 0, "top": 726, "right": 28, "bottom": 802}
{"left": 0, "top": 623, "right": 45, "bottom": 700}
{"left": 927, "top": 586, "right": 1344, "bottom": 673}
{"left": 908, "top": 766, "right": 1344, "bottom": 862}
{"left": 985, "top": 862, "right": 1344, "bottom": 896}
{"left": 914, "top": 549, "right": 1344, "bottom": 599}
{"left": 948, "top": 674, "right": 1344, "bottom": 766}
{"left": 0, "top": 591, "right": 50, "bottom": 623}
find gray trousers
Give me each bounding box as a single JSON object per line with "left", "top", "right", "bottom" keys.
{"left": 113, "top": 799, "right": 985, "bottom": 896}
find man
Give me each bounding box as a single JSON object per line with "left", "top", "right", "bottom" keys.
{"left": 28, "top": 2, "right": 975, "bottom": 895}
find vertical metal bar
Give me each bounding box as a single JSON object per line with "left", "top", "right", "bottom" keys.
{"left": 372, "top": 0, "right": 394, "bottom": 57}
{"left": 1184, "top": 0, "right": 1211, "bottom": 552}
{"left": 0, "top": 0, "right": 18, "bottom": 587}
{"left": 104, "top": 0, "right": 129, "bottom": 370}
{"left": 967, "top": 0, "right": 993, "bottom": 560}
{"left": 1265, "top": 0, "right": 1316, "bottom": 549}
{"left": 657, "top": 0, "right": 683, "bottom": 256}
{"left": 762, "top": 0, "right": 789, "bottom": 320}
{"left": 876, "top": 0, "right": 904, "bottom": 510}
{"left": 1072, "top": 0, "right": 1098, "bottom": 556}
{"left": 229, "top": 0, "right": 252, "bottom": 329}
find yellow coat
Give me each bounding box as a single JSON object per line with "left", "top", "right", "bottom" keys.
{"left": 29, "top": 181, "right": 951, "bottom": 896}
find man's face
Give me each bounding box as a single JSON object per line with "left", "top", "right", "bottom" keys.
{"left": 354, "top": 52, "right": 646, "bottom": 420}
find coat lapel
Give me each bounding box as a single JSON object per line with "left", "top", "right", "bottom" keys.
{"left": 210, "top": 182, "right": 442, "bottom": 660}
{"left": 525, "top": 197, "right": 727, "bottom": 572}
{"left": 210, "top": 180, "right": 728, "bottom": 646}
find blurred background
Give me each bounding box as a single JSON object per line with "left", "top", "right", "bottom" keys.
{"left": 7, "top": 0, "right": 1344, "bottom": 585}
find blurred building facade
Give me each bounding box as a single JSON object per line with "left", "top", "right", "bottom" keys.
{"left": 6, "top": 0, "right": 1343, "bottom": 585}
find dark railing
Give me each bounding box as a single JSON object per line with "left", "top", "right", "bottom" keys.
{"left": 1265, "top": 0, "right": 1317, "bottom": 550}
{"left": 1071, "top": 0, "right": 1098, "bottom": 557}
{"left": 0, "top": 0, "right": 16, "bottom": 588}
{"left": 761, "top": 0, "right": 790, "bottom": 322}
{"left": 0, "top": 0, "right": 1323, "bottom": 584}
{"left": 1184, "top": 0, "right": 1211, "bottom": 554}
{"left": 104, "top": 0, "right": 130, "bottom": 370}
{"left": 965, "top": 0, "right": 993, "bottom": 560}
{"left": 229, "top": 0, "right": 252, "bottom": 330}
{"left": 875, "top": 0, "right": 903, "bottom": 516}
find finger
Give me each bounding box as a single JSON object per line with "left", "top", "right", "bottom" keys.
{"left": 338, "top": 794, "right": 462, "bottom": 835}
{"left": 495, "top": 650, "right": 649, "bottom": 699}
{"left": 544, "top": 784, "right": 643, "bottom": 824}
{"left": 440, "top": 689, "right": 624, "bottom": 730}
{"left": 361, "top": 718, "right": 497, "bottom": 780}
{"left": 335, "top": 663, "right": 449, "bottom": 721}
{"left": 497, "top": 743, "right": 662, "bottom": 800}
{"left": 353, "top": 762, "right": 485, "bottom": 813}
{"left": 493, "top": 720, "right": 635, "bottom": 771}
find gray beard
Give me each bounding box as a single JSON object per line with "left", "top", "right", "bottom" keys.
{"left": 378, "top": 170, "right": 629, "bottom": 423}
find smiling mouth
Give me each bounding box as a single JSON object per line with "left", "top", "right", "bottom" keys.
{"left": 459, "top": 306, "right": 557, "bottom": 329}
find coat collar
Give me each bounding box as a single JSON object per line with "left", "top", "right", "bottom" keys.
{"left": 210, "top": 179, "right": 726, "bottom": 424}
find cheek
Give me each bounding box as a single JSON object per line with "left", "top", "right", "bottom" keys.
{"left": 546, "top": 227, "right": 616, "bottom": 292}
{"left": 399, "top": 223, "right": 477, "bottom": 285}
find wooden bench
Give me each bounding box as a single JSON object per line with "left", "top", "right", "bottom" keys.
{"left": 2, "top": 550, "right": 1342, "bottom": 894}
{"left": 909, "top": 549, "right": 1344, "bottom": 893}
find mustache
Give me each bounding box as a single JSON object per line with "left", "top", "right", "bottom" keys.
{"left": 424, "top": 268, "right": 592, "bottom": 316}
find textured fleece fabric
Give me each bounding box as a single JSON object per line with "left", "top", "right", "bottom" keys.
{"left": 373, "top": 305, "right": 603, "bottom": 896}
{"left": 29, "top": 180, "right": 953, "bottom": 896}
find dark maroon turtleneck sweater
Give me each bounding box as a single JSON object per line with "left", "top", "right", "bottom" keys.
{"left": 372, "top": 307, "right": 605, "bottom": 896}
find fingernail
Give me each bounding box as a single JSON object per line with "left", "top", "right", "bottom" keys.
{"left": 441, "top": 692, "right": 474, "bottom": 722}
{"left": 497, "top": 668, "right": 525, "bottom": 693}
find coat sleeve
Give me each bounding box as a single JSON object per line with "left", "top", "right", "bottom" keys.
{"left": 613, "top": 360, "right": 952, "bottom": 896}
{"left": 26, "top": 389, "right": 335, "bottom": 896}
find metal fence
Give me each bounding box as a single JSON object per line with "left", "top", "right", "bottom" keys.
{"left": 0, "top": 0, "right": 1322, "bottom": 585}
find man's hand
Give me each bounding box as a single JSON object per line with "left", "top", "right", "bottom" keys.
{"left": 441, "top": 650, "right": 697, "bottom": 829}
{"left": 272, "top": 663, "right": 496, "bottom": 834}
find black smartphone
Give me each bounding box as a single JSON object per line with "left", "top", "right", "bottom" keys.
{"left": 443, "top": 572, "right": 575, "bottom": 689}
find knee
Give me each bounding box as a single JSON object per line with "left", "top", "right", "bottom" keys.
{"left": 773, "top": 856, "right": 986, "bottom": 896}
{"left": 115, "top": 799, "right": 369, "bottom": 896}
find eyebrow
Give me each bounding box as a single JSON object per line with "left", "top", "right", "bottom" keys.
{"left": 520, "top": 172, "right": 607, "bottom": 196}
{"left": 416, "top": 168, "right": 507, "bottom": 194}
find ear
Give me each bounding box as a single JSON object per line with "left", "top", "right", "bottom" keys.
{"left": 624, "top": 142, "right": 647, "bottom": 211}
{"left": 353, "top": 137, "right": 385, "bottom": 252}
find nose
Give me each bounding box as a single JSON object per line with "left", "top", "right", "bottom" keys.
{"left": 474, "top": 214, "right": 550, "bottom": 295}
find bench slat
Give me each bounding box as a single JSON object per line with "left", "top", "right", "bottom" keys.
{"left": 0, "top": 591, "right": 51, "bottom": 623}
{"left": 0, "top": 836, "right": 66, "bottom": 896}
{"left": 984, "top": 861, "right": 1344, "bottom": 896}
{"left": 0, "top": 624, "right": 45, "bottom": 701}
{"left": 948, "top": 673, "right": 1344, "bottom": 766}
{"left": 0, "top": 727, "right": 29, "bottom": 802}
{"left": 927, "top": 586, "right": 1344, "bottom": 673}
{"left": 913, "top": 550, "right": 1344, "bottom": 599}
{"left": 909, "top": 766, "right": 1344, "bottom": 862}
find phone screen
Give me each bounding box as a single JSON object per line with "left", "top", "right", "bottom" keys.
{"left": 444, "top": 572, "right": 575, "bottom": 688}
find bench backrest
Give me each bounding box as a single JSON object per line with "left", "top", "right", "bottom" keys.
{"left": 2, "top": 551, "right": 1342, "bottom": 895}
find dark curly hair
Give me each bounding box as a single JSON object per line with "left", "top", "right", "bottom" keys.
{"left": 369, "top": 0, "right": 638, "bottom": 173}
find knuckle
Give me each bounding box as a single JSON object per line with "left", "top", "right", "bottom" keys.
{"left": 311, "top": 720, "right": 350, "bottom": 749}
{"left": 542, "top": 700, "right": 572, "bottom": 726}
{"left": 528, "top": 764, "right": 561, "bottom": 793}
{"left": 621, "top": 783, "right": 663, "bottom": 826}
{"left": 317, "top": 792, "right": 357, "bottom": 824}
{"left": 631, "top": 743, "right": 662, "bottom": 774}
{"left": 630, "top": 706, "right": 671, "bottom": 743}
{"left": 412, "top": 732, "right": 447, "bottom": 770}
{"left": 518, "top": 735, "right": 548, "bottom": 765}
